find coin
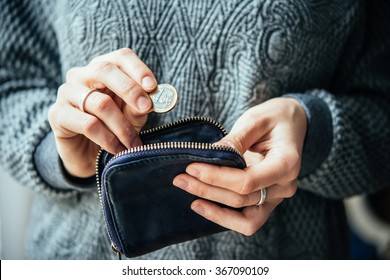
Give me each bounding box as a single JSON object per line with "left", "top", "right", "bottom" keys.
{"left": 149, "top": 84, "right": 178, "bottom": 113}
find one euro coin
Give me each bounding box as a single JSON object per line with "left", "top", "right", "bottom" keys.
{"left": 149, "top": 84, "right": 178, "bottom": 113}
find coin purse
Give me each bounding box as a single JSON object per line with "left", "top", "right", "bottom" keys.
{"left": 96, "top": 117, "right": 246, "bottom": 258}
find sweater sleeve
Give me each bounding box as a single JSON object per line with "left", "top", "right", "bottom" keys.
{"left": 291, "top": 1, "right": 390, "bottom": 199}
{"left": 0, "top": 0, "right": 83, "bottom": 197}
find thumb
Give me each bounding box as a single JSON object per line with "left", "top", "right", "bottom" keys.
{"left": 214, "top": 115, "right": 264, "bottom": 155}
{"left": 214, "top": 133, "right": 247, "bottom": 155}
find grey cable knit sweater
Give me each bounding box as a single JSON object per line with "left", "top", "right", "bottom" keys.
{"left": 1, "top": 0, "right": 390, "bottom": 259}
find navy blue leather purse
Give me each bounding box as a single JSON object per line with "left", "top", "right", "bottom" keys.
{"left": 96, "top": 117, "right": 246, "bottom": 258}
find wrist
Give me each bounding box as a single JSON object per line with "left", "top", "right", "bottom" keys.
{"left": 277, "top": 97, "right": 308, "bottom": 153}
{"left": 34, "top": 131, "right": 96, "bottom": 191}
{"left": 283, "top": 93, "right": 333, "bottom": 177}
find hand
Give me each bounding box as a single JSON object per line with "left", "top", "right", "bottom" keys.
{"left": 48, "top": 48, "right": 157, "bottom": 178}
{"left": 173, "top": 98, "right": 307, "bottom": 235}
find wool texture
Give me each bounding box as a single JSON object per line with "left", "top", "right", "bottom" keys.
{"left": 1, "top": 0, "right": 390, "bottom": 259}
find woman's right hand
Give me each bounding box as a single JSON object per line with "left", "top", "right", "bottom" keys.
{"left": 48, "top": 48, "right": 157, "bottom": 178}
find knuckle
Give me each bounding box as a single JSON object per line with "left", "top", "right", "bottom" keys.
{"left": 245, "top": 109, "right": 271, "bottom": 130}
{"left": 278, "top": 154, "right": 290, "bottom": 170}
{"left": 243, "top": 111, "right": 258, "bottom": 126}
{"left": 242, "top": 222, "right": 259, "bottom": 236}
{"left": 190, "top": 179, "right": 208, "bottom": 198}
{"left": 231, "top": 195, "right": 247, "bottom": 208}
{"left": 118, "top": 125, "right": 133, "bottom": 141}
{"left": 227, "top": 134, "right": 246, "bottom": 153}
{"left": 66, "top": 67, "right": 80, "bottom": 81}
{"left": 57, "top": 83, "right": 67, "bottom": 94}
{"left": 56, "top": 84, "right": 68, "bottom": 99}
{"left": 130, "top": 115, "right": 148, "bottom": 132}
{"left": 205, "top": 173, "right": 217, "bottom": 186}
{"left": 243, "top": 110, "right": 263, "bottom": 130}
{"left": 283, "top": 149, "right": 301, "bottom": 180}
{"left": 81, "top": 115, "right": 100, "bottom": 135}
{"left": 285, "top": 181, "right": 297, "bottom": 198}
{"left": 211, "top": 212, "right": 224, "bottom": 226}
{"left": 198, "top": 167, "right": 219, "bottom": 186}
{"left": 279, "top": 151, "right": 297, "bottom": 173}
{"left": 92, "top": 94, "right": 113, "bottom": 113}
{"left": 289, "top": 164, "right": 300, "bottom": 181}
{"left": 118, "top": 47, "right": 135, "bottom": 57}
{"left": 197, "top": 186, "right": 207, "bottom": 198}
{"left": 101, "top": 133, "right": 117, "bottom": 150}
{"left": 121, "top": 81, "right": 137, "bottom": 96}
{"left": 240, "top": 175, "right": 257, "bottom": 195}
{"left": 289, "top": 149, "right": 300, "bottom": 166}
{"left": 47, "top": 104, "right": 58, "bottom": 125}
{"left": 133, "top": 62, "right": 148, "bottom": 74}
{"left": 92, "top": 61, "right": 115, "bottom": 72}
{"left": 89, "top": 56, "right": 103, "bottom": 65}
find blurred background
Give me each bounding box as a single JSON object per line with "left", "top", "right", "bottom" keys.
{"left": 0, "top": 167, "right": 32, "bottom": 259}
{"left": 1, "top": 165, "right": 389, "bottom": 259}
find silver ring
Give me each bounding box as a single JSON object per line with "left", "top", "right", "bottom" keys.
{"left": 256, "top": 188, "right": 267, "bottom": 206}
{"left": 79, "top": 89, "right": 96, "bottom": 112}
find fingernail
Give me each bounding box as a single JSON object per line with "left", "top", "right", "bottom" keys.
{"left": 136, "top": 95, "right": 152, "bottom": 112}
{"left": 142, "top": 77, "right": 157, "bottom": 91}
{"left": 132, "top": 137, "right": 142, "bottom": 147}
{"left": 116, "top": 144, "right": 127, "bottom": 153}
{"left": 191, "top": 203, "right": 205, "bottom": 215}
{"left": 173, "top": 178, "right": 188, "bottom": 189}
{"left": 186, "top": 166, "right": 200, "bottom": 178}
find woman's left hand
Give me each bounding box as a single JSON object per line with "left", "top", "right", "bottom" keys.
{"left": 173, "top": 97, "right": 307, "bottom": 235}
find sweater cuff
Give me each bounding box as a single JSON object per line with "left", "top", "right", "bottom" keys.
{"left": 283, "top": 93, "right": 333, "bottom": 177}
{"left": 34, "top": 131, "right": 96, "bottom": 191}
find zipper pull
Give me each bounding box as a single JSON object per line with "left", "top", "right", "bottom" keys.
{"left": 111, "top": 243, "right": 122, "bottom": 260}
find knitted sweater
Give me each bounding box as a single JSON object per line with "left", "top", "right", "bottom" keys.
{"left": 1, "top": 0, "right": 390, "bottom": 259}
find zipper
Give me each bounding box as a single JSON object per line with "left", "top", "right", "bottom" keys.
{"left": 108, "top": 142, "right": 240, "bottom": 165}
{"left": 95, "top": 148, "right": 122, "bottom": 254}
{"left": 139, "top": 116, "right": 227, "bottom": 136}
{"left": 95, "top": 116, "right": 241, "bottom": 256}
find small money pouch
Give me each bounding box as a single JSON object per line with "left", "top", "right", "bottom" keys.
{"left": 96, "top": 117, "right": 246, "bottom": 258}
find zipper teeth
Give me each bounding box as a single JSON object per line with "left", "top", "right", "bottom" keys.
{"left": 95, "top": 148, "right": 103, "bottom": 202}
{"left": 110, "top": 142, "right": 240, "bottom": 163}
{"left": 140, "top": 116, "right": 227, "bottom": 136}
{"left": 95, "top": 148, "right": 119, "bottom": 252}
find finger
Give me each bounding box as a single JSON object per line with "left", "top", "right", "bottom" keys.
{"left": 52, "top": 104, "right": 125, "bottom": 155}
{"left": 264, "top": 181, "right": 297, "bottom": 200}
{"left": 58, "top": 84, "right": 141, "bottom": 148}
{"left": 243, "top": 150, "right": 265, "bottom": 166}
{"left": 83, "top": 91, "right": 142, "bottom": 148}
{"left": 186, "top": 148, "right": 299, "bottom": 194}
{"left": 174, "top": 173, "right": 296, "bottom": 207}
{"left": 191, "top": 199, "right": 282, "bottom": 236}
{"left": 66, "top": 63, "right": 152, "bottom": 115}
{"left": 173, "top": 174, "right": 261, "bottom": 208}
{"left": 92, "top": 48, "right": 157, "bottom": 92}
{"left": 213, "top": 110, "right": 273, "bottom": 155}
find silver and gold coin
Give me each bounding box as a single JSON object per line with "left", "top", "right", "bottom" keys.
{"left": 149, "top": 84, "right": 178, "bottom": 113}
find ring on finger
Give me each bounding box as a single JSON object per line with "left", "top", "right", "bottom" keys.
{"left": 79, "top": 88, "right": 96, "bottom": 112}
{"left": 255, "top": 188, "right": 267, "bottom": 206}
